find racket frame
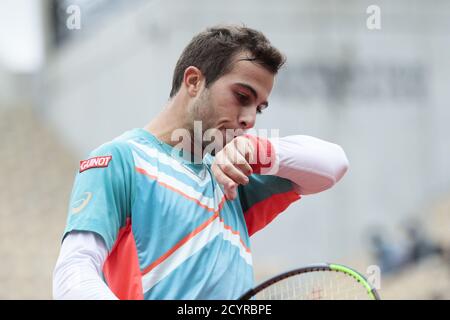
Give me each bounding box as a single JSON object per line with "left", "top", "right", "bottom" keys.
{"left": 239, "top": 262, "right": 380, "bottom": 300}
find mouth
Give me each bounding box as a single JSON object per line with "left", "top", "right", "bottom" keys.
{"left": 217, "top": 126, "right": 245, "bottom": 134}
{"left": 208, "top": 125, "right": 246, "bottom": 148}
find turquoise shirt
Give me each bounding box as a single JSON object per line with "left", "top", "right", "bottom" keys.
{"left": 64, "top": 128, "right": 300, "bottom": 299}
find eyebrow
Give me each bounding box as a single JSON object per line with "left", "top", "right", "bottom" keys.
{"left": 235, "top": 82, "right": 269, "bottom": 108}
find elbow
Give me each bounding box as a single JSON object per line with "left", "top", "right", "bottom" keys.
{"left": 333, "top": 144, "right": 349, "bottom": 184}
{"left": 317, "top": 143, "right": 349, "bottom": 192}
{"left": 292, "top": 141, "right": 350, "bottom": 195}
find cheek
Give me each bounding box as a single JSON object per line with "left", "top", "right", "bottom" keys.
{"left": 215, "top": 94, "right": 239, "bottom": 117}
{"left": 208, "top": 84, "right": 239, "bottom": 118}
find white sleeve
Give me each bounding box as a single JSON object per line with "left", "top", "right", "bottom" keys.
{"left": 269, "top": 135, "right": 349, "bottom": 195}
{"left": 53, "top": 231, "right": 119, "bottom": 300}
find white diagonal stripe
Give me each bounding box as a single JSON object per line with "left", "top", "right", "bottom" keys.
{"left": 130, "top": 140, "right": 228, "bottom": 207}
{"left": 141, "top": 216, "right": 252, "bottom": 293}
{"left": 219, "top": 220, "right": 252, "bottom": 266}
{"left": 133, "top": 151, "right": 218, "bottom": 211}
{"left": 128, "top": 140, "right": 210, "bottom": 186}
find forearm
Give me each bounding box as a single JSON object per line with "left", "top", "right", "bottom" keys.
{"left": 246, "top": 134, "right": 349, "bottom": 195}
{"left": 53, "top": 231, "right": 118, "bottom": 300}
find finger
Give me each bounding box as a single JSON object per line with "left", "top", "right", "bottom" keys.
{"left": 211, "top": 163, "right": 238, "bottom": 191}
{"left": 234, "top": 136, "right": 256, "bottom": 165}
{"left": 211, "top": 165, "right": 237, "bottom": 200}
{"left": 226, "top": 148, "right": 253, "bottom": 176}
{"left": 218, "top": 157, "right": 249, "bottom": 185}
{"left": 226, "top": 184, "right": 238, "bottom": 200}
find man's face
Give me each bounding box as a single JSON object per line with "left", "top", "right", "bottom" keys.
{"left": 191, "top": 52, "right": 275, "bottom": 152}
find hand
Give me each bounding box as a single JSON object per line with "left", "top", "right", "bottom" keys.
{"left": 211, "top": 136, "right": 255, "bottom": 200}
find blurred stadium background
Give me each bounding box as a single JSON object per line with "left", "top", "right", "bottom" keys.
{"left": 0, "top": 0, "right": 449, "bottom": 299}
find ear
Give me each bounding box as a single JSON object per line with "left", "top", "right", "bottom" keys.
{"left": 183, "top": 66, "right": 204, "bottom": 97}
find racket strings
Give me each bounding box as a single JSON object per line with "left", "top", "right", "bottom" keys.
{"left": 254, "top": 271, "right": 371, "bottom": 300}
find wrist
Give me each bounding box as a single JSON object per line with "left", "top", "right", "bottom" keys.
{"left": 243, "top": 134, "right": 276, "bottom": 174}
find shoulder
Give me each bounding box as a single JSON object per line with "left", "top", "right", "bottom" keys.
{"left": 91, "top": 140, "right": 132, "bottom": 157}
{"left": 80, "top": 137, "right": 136, "bottom": 174}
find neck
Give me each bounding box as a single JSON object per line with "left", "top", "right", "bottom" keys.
{"left": 144, "top": 96, "right": 203, "bottom": 162}
{"left": 144, "top": 102, "right": 184, "bottom": 146}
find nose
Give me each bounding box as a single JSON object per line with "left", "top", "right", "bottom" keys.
{"left": 238, "top": 108, "right": 256, "bottom": 130}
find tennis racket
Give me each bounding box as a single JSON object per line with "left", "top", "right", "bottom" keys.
{"left": 239, "top": 263, "right": 380, "bottom": 300}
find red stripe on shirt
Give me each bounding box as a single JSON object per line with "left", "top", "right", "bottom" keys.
{"left": 135, "top": 166, "right": 225, "bottom": 213}
{"left": 103, "top": 218, "right": 143, "bottom": 300}
{"left": 141, "top": 212, "right": 220, "bottom": 276}
{"left": 244, "top": 190, "right": 301, "bottom": 236}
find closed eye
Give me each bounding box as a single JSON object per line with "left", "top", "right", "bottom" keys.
{"left": 235, "top": 91, "right": 266, "bottom": 114}
{"left": 235, "top": 92, "right": 250, "bottom": 105}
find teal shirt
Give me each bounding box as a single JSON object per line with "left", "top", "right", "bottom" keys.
{"left": 63, "top": 128, "right": 300, "bottom": 299}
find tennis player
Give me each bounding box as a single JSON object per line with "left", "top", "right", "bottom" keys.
{"left": 53, "top": 25, "right": 349, "bottom": 300}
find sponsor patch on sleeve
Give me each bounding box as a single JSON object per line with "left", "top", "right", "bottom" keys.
{"left": 79, "top": 156, "right": 112, "bottom": 173}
